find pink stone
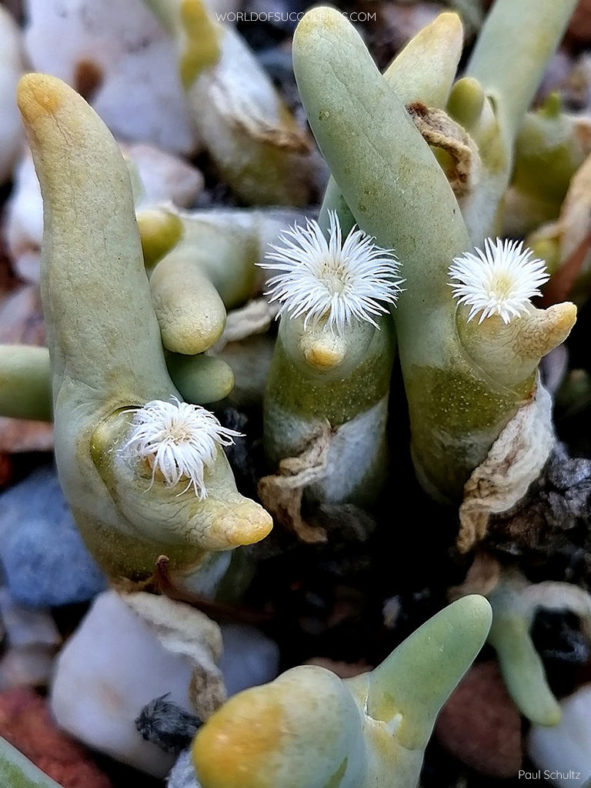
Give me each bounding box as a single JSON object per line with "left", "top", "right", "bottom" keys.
{"left": 0, "top": 688, "right": 112, "bottom": 788}
{"left": 436, "top": 661, "right": 523, "bottom": 778}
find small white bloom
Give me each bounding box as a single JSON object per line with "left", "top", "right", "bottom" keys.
{"left": 260, "top": 211, "right": 402, "bottom": 334}
{"left": 124, "top": 398, "right": 242, "bottom": 499}
{"left": 449, "top": 237, "right": 549, "bottom": 324}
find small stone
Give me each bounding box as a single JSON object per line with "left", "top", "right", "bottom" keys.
{"left": 0, "top": 466, "right": 106, "bottom": 607}
{"left": 122, "top": 143, "right": 203, "bottom": 208}
{"left": 0, "top": 687, "right": 111, "bottom": 787}
{"left": 532, "top": 609, "right": 590, "bottom": 666}
{"left": 4, "top": 153, "right": 44, "bottom": 282}
{"left": 218, "top": 622, "right": 280, "bottom": 696}
{"left": 246, "top": 0, "right": 309, "bottom": 33}
{"left": 0, "top": 5, "right": 24, "bottom": 185}
{"left": 0, "top": 647, "right": 56, "bottom": 691}
{"left": 435, "top": 661, "right": 523, "bottom": 778}
{"left": 0, "top": 419, "right": 53, "bottom": 453}
{"left": 50, "top": 593, "right": 280, "bottom": 777}
{"left": 5, "top": 145, "right": 202, "bottom": 283}
{"left": 0, "top": 1, "right": 23, "bottom": 22}
{"left": 50, "top": 591, "right": 224, "bottom": 778}
{"left": 0, "top": 588, "right": 61, "bottom": 649}
{"left": 536, "top": 50, "right": 574, "bottom": 104}
{"left": 383, "top": 595, "right": 402, "bottom": 629}
{"left": 528, "top": 684, "right": 591, "bottom": 787}
{"left": 0, "top": 589, "right": 60, "bottom": 690}
{"left": 24, "top": 0, "right": 199, "bottom": 155}
{"left": 541, "top": 344, "right": 569, "bottom": 397}
{"left": 0, "top": 284, "right": 45, "bottom": 345}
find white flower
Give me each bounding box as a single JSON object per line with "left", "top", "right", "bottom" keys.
{"left": 124, "top": 398, "right": 242, "bottom": 499}
{"left": 449, "top": 237, "right": 549, "bottom": 324}
{"left": 260, "top": 211, "right": 402, "bottom": 334}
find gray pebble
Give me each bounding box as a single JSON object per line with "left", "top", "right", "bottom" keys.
{"left": 0, "top": 466, "right": 106, "bottom": 607}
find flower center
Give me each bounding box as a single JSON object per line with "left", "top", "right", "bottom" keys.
{"left": 318, "top": 257, "right": 348, "bottom": 294}
{"left": 489, "top": 271, "right": 515, "bottom": 301}
{"left": 165, "top": 420, "right": 194, "bottom": 444}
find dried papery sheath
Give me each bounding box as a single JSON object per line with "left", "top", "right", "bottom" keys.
{"left": 125, "top": 398, "right": 242, "bottom": 498}
{"left": 449, "top": 237, "right": 549, "bottom": 324}
{"left": 261, "top": 211, "right": 402, "bottom": 334}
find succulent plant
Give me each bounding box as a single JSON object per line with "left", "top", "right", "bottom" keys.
{"left": 192, "top": 595, "right": 492, "bottom": 788}
{"left": 15, "top": 72, "right": 272, "bottom": 594}
{"left": 487, "top": 571, "right": 591, "bottom": 726}
{"left": 143, "top": 0, "right": 319, "bottom": 206}
{"left": 292, "top": 2, "right": 577, "bottom": 507}
{"left": 0, "top": 4, "right": 587, "bottom": 784}
{"left": 505, "top": 94, "right": 591, "bottom": 239}
{"left": 260, "top": 212, "right": 400, "bottom": 510}
{"left": 260, "top": 13, "right": 462, "bottom": 514}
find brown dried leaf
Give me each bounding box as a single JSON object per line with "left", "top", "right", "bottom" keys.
{"left": 448, "top": 552, "right": 502, "bottom": 600}
{"left": 408, "top": 102, "right": 480, "bottom": 198}
{"left": 457, "top": 382, "right": 554, "bottom": 553}
{"left": 257, "top": 424, "right": 332, "bottom": 544}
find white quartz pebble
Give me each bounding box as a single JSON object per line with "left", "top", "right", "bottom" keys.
{"left": 50, "top": 591, "right": 224, "bottom": 778}
{"left": 528, "top": 684, "right": 591, "bottom": 787}
{"left": 24, "top": 0, "right": 199, "bottom": 155}
{"left": 50, "top": 591, "right": 280, "bottom": 778}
